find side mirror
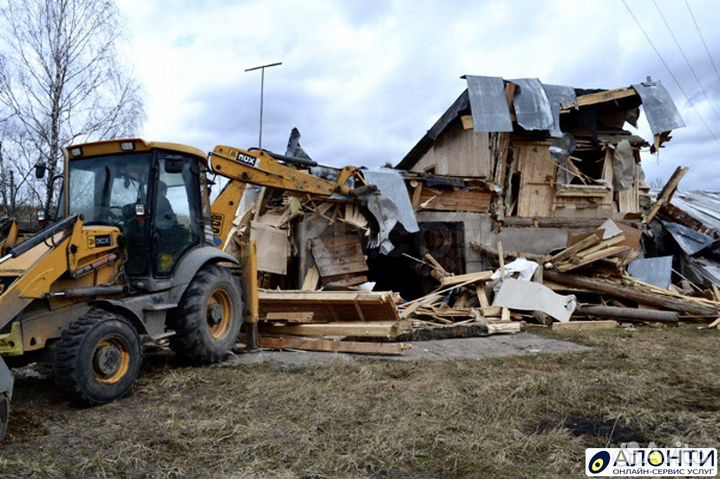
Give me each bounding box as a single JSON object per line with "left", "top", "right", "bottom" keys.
{"left": 34, "top": 162, "right": 47, "bottom": 179}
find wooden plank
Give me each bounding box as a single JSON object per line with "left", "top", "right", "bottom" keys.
{"left": 259, "top": 321, "right": 403, "bottom": 338}
{"left": 568, "top": 87, "right": 637, "bottom": 109}
{"left": 259, "top": 336, "right": 408, "bottom": 356}
{"left": 487, "top": 322, "right": 522, "bottom": 334}
{"left": 644, "top": 166, "right": 688, "bottom": 224}
{"left": 311, "top": 234, "right": 368, "bottom": 278}
{"left": 265, "top": 312, "right": 317, "bottom": 323}
{"left": 259, "top": 290, "right": 401, "bottom": 323}
{"left": 548, "top": 234, "right": 601, "bottom": 263}
{"left": 250, "top": 221, "right": 288, "bottom": 275}
{"left": 556, "top": 246, "right": 630, "bottom": 272}
{"left": 552, "top": 320, "right": 618, "bottom": 331}
{"left": 575, "top": 235, "right": 626, "bottom": 259}
{"left": 417, "top": 188, "right": 492, "bottom": 213}
{"left": 301, "top": 265, "right": 320, "bottom": 291}
{"left": 476, "top": 285, "right": 490, "bottom": 308}
{"left": 439, "top": 271, "right": 494, "bottom": 288}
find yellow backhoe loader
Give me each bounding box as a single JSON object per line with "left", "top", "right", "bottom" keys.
{"left": 0, "top": 138, "right": 370, "bottom": 438}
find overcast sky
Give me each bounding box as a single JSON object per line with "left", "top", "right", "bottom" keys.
{"left": 116, "top": 0, "right": 720, "bottom": 190}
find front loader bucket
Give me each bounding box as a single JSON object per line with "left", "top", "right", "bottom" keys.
{"left": 0, "top": 357, "right": 13, "bottom": 441}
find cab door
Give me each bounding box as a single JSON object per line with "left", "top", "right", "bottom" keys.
{"left": 152, "top": 155, "right": 203, "bottom": 276}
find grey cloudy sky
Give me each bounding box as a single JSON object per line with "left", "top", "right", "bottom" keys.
{"left": 116, "top": 0, "right": 720, "bottom": 189}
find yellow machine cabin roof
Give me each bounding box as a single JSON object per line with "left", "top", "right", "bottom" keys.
{"left": 64, "top": 139, "right": 207, "bottom": 164}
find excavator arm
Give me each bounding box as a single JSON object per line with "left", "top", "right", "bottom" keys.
{"left": 208, "top": 144, "right": 370, "bottom": 246}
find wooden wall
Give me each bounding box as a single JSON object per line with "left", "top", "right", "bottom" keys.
{"left": 411, "top": 123, "right": 492, "bottom": 177}
{"left": 515, "top": 143, "right": 557, "bottom": 217}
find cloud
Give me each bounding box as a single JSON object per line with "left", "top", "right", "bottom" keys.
{"left": 115, "top": 0, "right": 720, "bottom": 189}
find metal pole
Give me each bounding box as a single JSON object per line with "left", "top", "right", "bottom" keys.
{"left": 245, "top": 62, "right": 282, "bottom": 149}
{"left": 259, "top": 67, "right": 264, "bottom": 148}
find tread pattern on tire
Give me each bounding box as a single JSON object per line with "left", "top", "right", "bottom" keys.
{"left": 54, "top": 308, "right": 140, "bottom": 405}
{"left": 169, "top": 264, "right": 242, "bottom": 365}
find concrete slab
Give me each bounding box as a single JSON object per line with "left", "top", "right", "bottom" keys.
{"left": 222, "top": 333, "right": 591, "bottom": 369}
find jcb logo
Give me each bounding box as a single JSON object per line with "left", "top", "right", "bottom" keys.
{"left": 211, "top": 214, "right": 224, "bottom": 235}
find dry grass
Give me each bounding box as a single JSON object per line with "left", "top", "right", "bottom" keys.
{"left": 0, "top": 326, "right": 718, "bottom": 478}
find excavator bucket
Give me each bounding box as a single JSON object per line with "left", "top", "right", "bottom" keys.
{"left": 0, "top": 357, "right": 12, "bottom": 441}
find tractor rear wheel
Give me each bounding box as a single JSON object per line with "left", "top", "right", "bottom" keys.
{"left": 169, "top": 264, "right": 243, "bottom": 364}
{"left": 54, "top": 309, "right": 142, "bottom": 405}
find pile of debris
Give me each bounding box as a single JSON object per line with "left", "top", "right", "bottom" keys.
{"left": 227, "top": 75, "right": 719, "bottom": 357}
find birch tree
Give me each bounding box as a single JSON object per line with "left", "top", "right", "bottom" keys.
{"left": 0, "top": 0, "right": 144, "bottom": 215}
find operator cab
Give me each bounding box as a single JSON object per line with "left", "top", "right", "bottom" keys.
{"left": 58, "top": 139, "right": 211, "bottom": 286}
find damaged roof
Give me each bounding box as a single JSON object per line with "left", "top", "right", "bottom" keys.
{"left": 397, "top": 75, "right": 684, "bottom": 170}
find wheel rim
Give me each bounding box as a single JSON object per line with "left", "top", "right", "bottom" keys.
{"left": 92, "top": 337, "right": 131, "bottom": 385}
{"left": 207, "top": 289, "right": 233, "bottom": 340}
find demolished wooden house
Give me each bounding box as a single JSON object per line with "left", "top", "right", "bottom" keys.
{"left": 394, "top": 76, "right": 685, "bottom": 274}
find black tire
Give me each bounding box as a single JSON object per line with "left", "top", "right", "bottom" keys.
{"left": 169, "top": 264, "right": 243, "bottom": 365}
{"left": 54, "top": 309, "right": 142, "bottom": 406}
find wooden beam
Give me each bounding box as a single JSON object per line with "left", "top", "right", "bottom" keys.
{"left": 548, "top": 234, "right": 601, "bottom": 264}
{"left": 259, "top": 336, "right": 408, "bottom": 356}
{"left": 565, "top": 87, "right": 638, "bottom": 110}
{"left": 301, "top": 265, "right": 320, "bottom": 291}
{"left": 555, "top": 246, "right": 630, "bottom": 272}
{"left": 259, "top": 321, "right": 403, "bottom": 338}
{"left": 439, "top": 271, "right": 494, "bottom": 288}
{"left": 553, "top": 320, "right": 618, "bottom": 331}
{"left": 644, "top": 166, "right": 688, "bottom": 224}
{"left": 265, "top": 312, "right": 317, "bottom": 323}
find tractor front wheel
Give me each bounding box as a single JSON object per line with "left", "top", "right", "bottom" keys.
{"left": 54, "top": 309, "right": 142, "bottom": 405}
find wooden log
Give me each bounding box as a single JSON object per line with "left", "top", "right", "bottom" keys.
{"left": 544, "top": 272, "right": 719, "bottom": 317}
{"left": 575, "top": 305, "right": 679, "bottom": 324}
{"left": 259, "top": 336, "right": 408, "bottom": 356}
{"left": 553, "top": 320, "right": 618, "bottom": 331}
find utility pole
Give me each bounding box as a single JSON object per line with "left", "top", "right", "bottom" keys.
{"left": 245, "top": 62, "right": 282, "bottom": 149}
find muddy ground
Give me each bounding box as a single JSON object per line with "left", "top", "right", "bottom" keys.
{"left": 0, "top": 326, "right": 718, "bottom": 478}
